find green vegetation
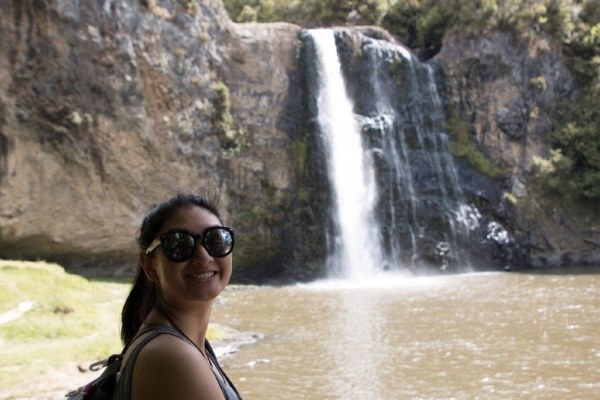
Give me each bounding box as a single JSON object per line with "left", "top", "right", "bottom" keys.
{"left": 224, "top": 0, "right": 391, "bottom": 28}
{"left": 221, "top": 128, "right": 251, "bottom": 159}
{"left": 286, "top": 139, "right": 307, "bottom": 176}
{"left": 223, "top": 0, "right": 600, "bottom": 198}
{"left": 222, "top": 0, "right": 586, "bottom": 49}
{"left": 503, "top": 191, "right": 518, "bottom": 205}
{"left": 536, "top": 0, "right": 600, "bottom": 200}
{"left": 0, "top": 260, "right": 222, "bottom": 398}
{"left": 0, "top": 260, "right": 129, "bottom": 397}
{"left": 236, "top": 4, "right": 258, "bottom": 23}
{"left": 532, "top": 149, "right": 576, "bottom": 192}
{"left": 212, "top": 81, "right": 233, "bottom": 137}
{"left": 542, "top": 89, "right": 600, "bottom": 199}
{"left": 212, "top": 81, "right": 251, "bottom": 159}
{"left": 447, "top": 110, "right": 506, "bottom": 177}
{"left": 186, "top": 0, "right": 200, "bottom": 15}
{"left": 530, "top": 75, "right": 548, "bottom": 92}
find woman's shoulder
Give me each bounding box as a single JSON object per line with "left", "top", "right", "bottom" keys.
{"left": 137, "top": 330, "right": 196, "bottom": 357}
{"left": 123, "top": 323, "right": 194, "bottom": 363}
{"left": 129, "top": 332, "right": 225, "bottom": 400}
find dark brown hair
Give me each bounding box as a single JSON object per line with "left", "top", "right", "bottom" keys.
{"left": 120, "top": 191, "right": 224, "bottom": 345}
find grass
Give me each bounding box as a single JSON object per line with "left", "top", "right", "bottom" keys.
{"left": 0, "top": 260, "right": 130, "bottom": 397}
{"left": 0, "top": 260, "right": 224, "bottom": 398}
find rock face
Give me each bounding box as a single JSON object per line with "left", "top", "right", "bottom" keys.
{"left": 434, "top": 31, "right": 600, "bottom": 269}
{"left": 435, "top": 31, "right": 576, "bottom": 175}
{"left": 0, "top": 0, "right": 323, "bottom": 280}
{"left": 0, "top": 0, "right": 597, "bottom": 279}
{"left": 219, "top": 21, "right": 330, "bottom": 281}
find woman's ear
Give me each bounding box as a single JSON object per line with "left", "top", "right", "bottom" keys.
{"left": 139, "top": 253, "right": 158, "bottom": 282}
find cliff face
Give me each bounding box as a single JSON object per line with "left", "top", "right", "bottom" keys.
{"left": 0, "top": 0, "right": 323, "bottom": 280}
{"left": 0, "top": 0, "right": 597, "bottom": 278}
{"left": 218, "top": 22, "right": 330, "bottom": 281}
{"left": 436, "top": 31, "right": 576, "bottom": 177}
{"left": 434, "top": 31, "right": 600, "bottom": 269}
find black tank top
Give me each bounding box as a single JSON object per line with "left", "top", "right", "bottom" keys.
{"left": 112, "top": 323, "right": 242, "bottom": 400}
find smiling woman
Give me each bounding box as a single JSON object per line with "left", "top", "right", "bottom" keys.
{"left": 114, "top": 192, "right": 242, "bottom": 400}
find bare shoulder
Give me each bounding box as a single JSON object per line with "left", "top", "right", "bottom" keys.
{"left": 130, "top": 333, "right": 225, "bottom": 400}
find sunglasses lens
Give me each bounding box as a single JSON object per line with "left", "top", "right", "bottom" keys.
{"left": 204, "top": 228, "right": 234, "bottom": 257}
{"left": 162, "top": 231, "right": 195, "bottom": 262}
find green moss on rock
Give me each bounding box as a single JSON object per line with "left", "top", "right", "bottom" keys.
{"left": 286, "top": 139, "right": 307, "bottom": 176}
{"left": 446, "top": 109, "right": 506, "bottom": 178}
{"left": 212, "top": 81, "right": 233, "bottom": 137}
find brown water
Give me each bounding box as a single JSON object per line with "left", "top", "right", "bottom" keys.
{"left": 213, "top": 270, "right": 600, "bottom": 399}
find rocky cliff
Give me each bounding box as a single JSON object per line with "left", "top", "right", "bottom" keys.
{"left": 0, "top": 0, "right": 320, "bottom": 281}
{"left": 435, "top": 31, "right": 600, "bottom": 269}
{"left": 0, "top": 0, "right": 597, "bottom": 280}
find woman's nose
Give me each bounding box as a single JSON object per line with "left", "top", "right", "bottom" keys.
{"left": 192, "top": 242, "right": 214, "bottom": 265}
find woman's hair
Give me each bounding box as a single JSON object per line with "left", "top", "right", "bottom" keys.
{"left": 120, "top": 191, "right": 224, "bottom": 345}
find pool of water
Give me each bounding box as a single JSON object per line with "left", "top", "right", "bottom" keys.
{"left": 213, "top": 270, "right": 600, "bottom": 399}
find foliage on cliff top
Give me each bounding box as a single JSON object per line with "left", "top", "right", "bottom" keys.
{"left": 536, "top": 90, "right": 600, "bottom": 199}
{"left": 223, "top": 0, "right": 589, "bottom": 53}
{"left": 531, "top": 0, "right": 600, "bottom": 199}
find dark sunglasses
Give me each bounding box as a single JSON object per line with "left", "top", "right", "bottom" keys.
{"left": 145, "top": 227, "right": 234, "bottom": 262}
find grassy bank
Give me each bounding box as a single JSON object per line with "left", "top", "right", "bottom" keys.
{"left": 0, "top": 260, "right": 131, "bottom": 398}
{"left": 0, "top": 260, "right": 227, "bottom": 399}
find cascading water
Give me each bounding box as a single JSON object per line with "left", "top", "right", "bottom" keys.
{"left": 353, "top": 36, "right": 479, "bottom": 271}
{"left": 308, "top": 29, "right": 383, "bottom": 279}
{"left": 305, "top": 28, "right": 483, "bottom": 276}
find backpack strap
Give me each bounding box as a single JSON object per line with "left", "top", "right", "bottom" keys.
{"left": 65, "top": 324, "right": 165, "bottom": 399}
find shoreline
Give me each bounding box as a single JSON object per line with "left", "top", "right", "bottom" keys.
{"left": 210, "top": 323, "right": 261, "bottom": 360}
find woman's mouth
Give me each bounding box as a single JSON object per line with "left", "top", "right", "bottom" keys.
{"left": 188, "top": 271, "right": 217, "bottom": 280}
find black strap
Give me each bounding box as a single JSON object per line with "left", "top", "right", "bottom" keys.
{"left": 92, "top": 324, "right": 164, "bottom": 385}
{"left": 204, "top": 340, "right": 243, "bottom": 400}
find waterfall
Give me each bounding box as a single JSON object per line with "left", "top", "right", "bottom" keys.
{"left": 354, "top": 35, "right": 480, "bottom": 272}
{"left": 309, "top": 29, "right": 383, "bottom": 279}
{"left": 361, "top": 39, "right": 463, "bottom": 267}
{"left": 305, "top": 28, "right": 483, "bottom": 276}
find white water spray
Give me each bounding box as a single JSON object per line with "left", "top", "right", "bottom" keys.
{"left": 310, "top": 29, "right": 383, "bottom": 279}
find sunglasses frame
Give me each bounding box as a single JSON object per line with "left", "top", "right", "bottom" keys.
{"left": 145, "top": 226, "right": 235, "bottom": 261}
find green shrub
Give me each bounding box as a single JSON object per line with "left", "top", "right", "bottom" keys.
{"left": 236, "top": 5, "right": 258, "bottom": 22}
{"left": 530, "top": 75, "right": 548, "bottom": 92}
{"left": 531, "top": 149, "right": 575, "bottom": 192}
{"left": 546, "top": 89, "right": 600, "bottom": 198}
{"left": 212, "top": 81, "right": 233, "bottom": 137}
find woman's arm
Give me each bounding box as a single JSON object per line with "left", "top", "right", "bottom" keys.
{"left": 131, "top": 334, "right": 226, "bottom": 400}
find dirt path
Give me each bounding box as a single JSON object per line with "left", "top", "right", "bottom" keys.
{"left": 0, "top": 302, "right": 35, "bottom": 325}
{"left": 1, "top": 360, "right": 102, "bottom": 400}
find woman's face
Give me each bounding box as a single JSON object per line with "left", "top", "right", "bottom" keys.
{"left": 143, "top": 206, "right": 233, "bottom": 306}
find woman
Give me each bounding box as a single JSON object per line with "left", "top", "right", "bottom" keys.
{"left": 113, "top": 192, "right": 242, "bottom": 400}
